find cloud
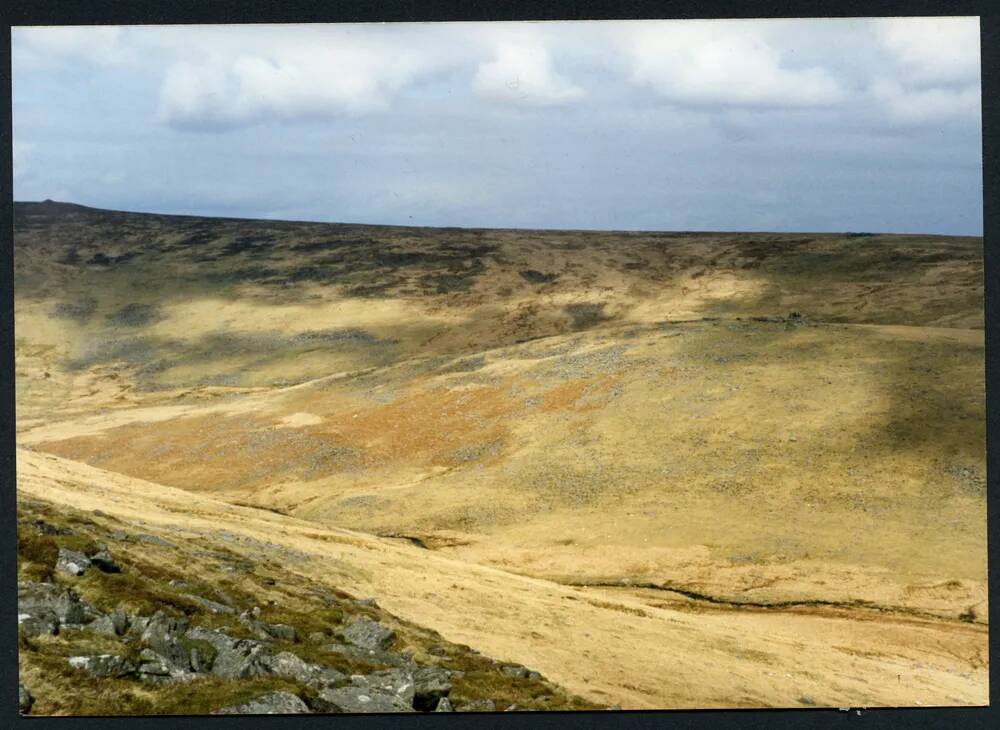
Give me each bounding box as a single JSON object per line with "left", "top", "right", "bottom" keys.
{"left": 473, "top": 43, "right": 585, "bottom": 106}
{"left": 874, "top": 16, "right": 979, "bottom": 87}
{"left": 869, "top": 77, "right": 981, "bottom": 125}
{"left": 13, "top": 26, "right": 130, "bottom": 68}
{"left": 621, "top": 20, "right": 847, "bottom": 109}
{"left": 868, "top": 17, "right": 980, "bottom": 126}
{"left": 158, "top": 32, "right": 451, "bottom": 130}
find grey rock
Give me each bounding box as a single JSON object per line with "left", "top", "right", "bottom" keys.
{"left": 19, "top": 610, "right": 59, "bottom": 637}
{"left": 56, "top": 548, "right": 91, "bottom": 576}
{"left": 182, "top": 594, "right": 235, "bottom": 615}
{"left": 263, "top": 651, "right": 345, "bottom": 688}
{"left": 321, "top": 643, "right": 414, "bottom": 668}
{"left": 68, "top": 654, "right": 137, "bottom": 678}
{"left": 126, "top": 615, "right": 150, "bottom": 638}
{"left": 311, "top": 685, "right": 414, "bottom": 714}
{"left": 110, "top": 607, "right": 130, "bottom": 636}
{"left": 88, "top": 614, "right": 119, "bottom": 637}
{"left": 140, "top": 611, "right": 191, "bottom": 670}
{"left": 527, "top": 670, "right": 542, "bottom": 680}
{"left": 137, "top": 649, "right": 195, "bottom": 683}
{"left": 88, "top": 547, "right": 120, "bottom": 573}
{"left": 352, "top": 668, "right": 416, "bottom": 706}
{"left": 18, "top": 581, "right": 90, "bottom": 625}
{"left": 458, "top": 699, "right": 497, "bottom": 712}
{"left": 434, "top": 697, "right": 454, "bottom": 712}
{"left": 343, "top": 617, "right": 395, "bottom": 651}
{"left": 413, "top": 666, "right": 452, "bottom": 710}
{"left": 211, "top": 639, "right": 272, "bottom": 679}
{"left": 308, "top": 631, "right": 330, "bottom": 643}
{"left": 500, "top": 664, "right": 530, "bottom": 679}
{"left": 168, "top": 579, "right": 191, "bottom": 589}
{"left": 19, "top": 684, "right": 33, "bottom": 714}
{"left": 214, "top": 691, "right": 311, "bottom": 715}
{"left": 134, "top": 533, "right": 175, "bottom": 548}
{"left": 185, "top": 625, "right": 237, "bottom": 654}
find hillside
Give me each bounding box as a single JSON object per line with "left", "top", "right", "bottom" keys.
{"left": 14, "top": 201, "right": 987, "bottom": 710}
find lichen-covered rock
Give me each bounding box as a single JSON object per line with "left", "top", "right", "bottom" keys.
{"left": 56, "top": 548, "right": 91, "bottom": 576}
{"left": 310, "top": 685, "right": 414, "bottom": 714}
{"left": 213, "top": 691, "right": 311, "bottom": 715}
{"left": 68, "top": 654, "right": 137, "bottom": 678}
{"left": 413, "top": 666, "right": 452, "bottom": 710}
{"left": 321, "top": 642, "right": 413, "bottom": 668}
{"left": 88, "top": 614, "right": 119, "bottom": 636}
{"left": 18, "top": 581, "right": 90, "bottom": 626}
{"left": 262, "top": 651, "right": 344, "bottom": 688}
{"left": 342, "top": 617, "right": 395, "bottom": 651}
{"left": 19, "top": 684, "right": 33, "bottom": 714}
{"left": 19, "top": 610, "right": 59, "bottom": 637}
{"left": 434, "top": 697, "right": 454, "bottom": 712}
{"left": 211, "top": 639, "right": 272, "bottom": 679}
{"left": 352, "top": 668, "right": 416, "bottom": 706}
{"left": 140, "top": 611, "right": 191, "bottom": 670}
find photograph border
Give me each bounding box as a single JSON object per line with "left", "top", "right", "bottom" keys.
{"left": 1, "top": 1, "right": 996, "bottom": 728}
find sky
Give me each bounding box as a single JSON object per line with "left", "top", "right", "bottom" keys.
{"left": 11, "top": 18, "right": 984, "bottom": 235}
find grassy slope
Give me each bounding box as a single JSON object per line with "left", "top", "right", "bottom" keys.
{"left": 14, "top": 201, "right": 988, "bottom": 707}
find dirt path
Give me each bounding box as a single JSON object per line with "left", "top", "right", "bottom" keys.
{"left": 17, "top": 448, "right": 987, "bottom": 710}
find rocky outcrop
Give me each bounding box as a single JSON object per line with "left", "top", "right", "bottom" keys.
{"left": 56, "top": 548, "right": 92, "bottom": 577}
{"left": 68, "top": 654, "right": 137, "bottom": 678}
{"left": 342, "top": 617, "right": 396, "bottom": 651}
{"left": 18, "top": 580, "right": 93, "bottom": 633}
{"left": 310, "top": 685, "right": 414, "bottom": 714}
{"left": 214, "top": 691, "right": 311, "bottom": 715}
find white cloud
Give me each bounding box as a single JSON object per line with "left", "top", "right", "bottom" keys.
{"left": 870, "top": 77, "right": 981, "bottom": 125}
{"left": 473, "top": 43, "right": 585, "bottom": 106}
{"left": 157, "top": 30, "right": 452, "bottom": 130}
{"left": 874, "top": 16, "right": 979, "bottom": 87}
{"left": 621, "top": 20, "right": 847, "bottom": 109}
{"left": 13, "top": 26, "right": 130, "bottom": 68}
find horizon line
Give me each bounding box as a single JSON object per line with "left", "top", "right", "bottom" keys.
{"left": 13, "top": 199, "right": 984, "bottom": 239}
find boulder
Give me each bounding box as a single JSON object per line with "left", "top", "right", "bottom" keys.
{"left": 342, "top": 618, "right": 396, "bottom": 651}
{"left": 434, "top": 697, "right": 454, "bottom": 712}
{"left": 500, "top": 664, "right": 530, "bottom": 679}
{"left": 110, "top": 607, "right": 130, "bottom": 636}
{"left": 214, "top": 691, "right": 311, "bottom": 715}
{"left": 88, "top": 547, "right": 120, "bottom": 573}
{"left": 88, "top": 614, "right": 119, "bottom": 637}
{"left": 56, "top": 548, "right": 91, "bottom": 577}
{"left": 19, "top": 611, "right": 59, "bottom": 637}
{"left": 140, "top": 611, "right": 191, "bottom": 670}
{"left": 352, "top": 668, "right": 416, "bottom": 706}
{"left": 68, "top": 654, "right": 137, "bottom": 678}
{"left": 18, "top": 581, "right": 90, "bottom": 625}
{"left": 136, "top": 649, "right": 195, "bottom": 683}
{"left": 264, "top": 651, "right": 328, "bottom": 684}
{"left": 211, "top": 639, "right": 273, "bottom": 680}
{"left": 413, "top": 666, "right": 452, "bottom": 711}
{"left": 310, "top": 686, "right": 413, "bottom": 714}
{"left": 19, "top": 684, "right": 33, "bottom": 714}
{"left": 321, "top": 642, "right": 413, "bottom": 668}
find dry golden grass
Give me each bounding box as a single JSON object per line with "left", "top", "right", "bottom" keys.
{"left": 14, "top": 203, "right": 987, "bottom": 709}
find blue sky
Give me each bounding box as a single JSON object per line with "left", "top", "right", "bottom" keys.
{"left": 12, "top": 18, "right": 983, "bottom": 234}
